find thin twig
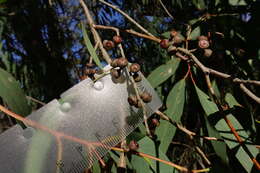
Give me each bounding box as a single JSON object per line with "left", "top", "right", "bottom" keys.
{"left": 98, "top": 0, "right": 155, "bottom": 37}
{"left": 79, "top": 0, "right": 111, "bottom": 64}
{"left": 177, "top": 47, "right": 260, "bottom": 104}
{"left": 155, "top": 110, "right": 195, "bottom": 138}
{"left": 240, "top": 84, "right": 260, "bottom": 104}
{"left": 26, "top": 96, "right": 46, "bottom": 106}
{"left": 158, "top": 0, "right": 174, "bottom": 20}
{"left": 195, "top": 146, "right": 211, "bottom": 166}
{"left": 94, "top": 24, "right": 161, "bottom": 43}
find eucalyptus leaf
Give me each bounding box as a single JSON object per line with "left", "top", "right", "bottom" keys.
{"left": 195, "top": 85, "right": 218, "bottom": 115}
{"left": 215, "top": 114, "right": 259, "bottom": 172}
{"left": 229, "top": 0, "right": 246, "bottom": 5}
{"left": 192, "top": 0, "right": 206, "bottom": 9}
{"left": 155, "top": 120, "right": 176, "bottom": 154}
{"left": 161, "top": 31, "right": 171, "bottom": 38}
{"left": 166, "top": 79, "right": 185, "bottom": 122}
{"left": 0, "top": 68, "right": 31, "bottom": 119}
{"left": 189, "top": 27, "right": 201, "bottom": 40}
{"left": 195, "top": 86, "right": 228, "bottom": 163}
{"left": 212, "top": 80, "right": 221, "bottom": 99}
{"left": 205, "top": 118, "right": 228, "bottom": 163}
{"left": 92, "top": 161, "right": 101, "bottom": 173}
{"left": 147, "top": 58, "right": 180, "bottom": 88}
{"left": 131, "top": 137, "right": 174, "bottom": 173}
{"left": 225, "top": 93, "right": 242, "bottom": 108}
{"left": 155, "top": 79, "right": 185, "bottom": 153}
{"left": 81, "top": 23, "right": 103, "bottom": 69}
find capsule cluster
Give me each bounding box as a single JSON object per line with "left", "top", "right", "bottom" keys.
{"left": 110, "top": 57, "right": 128, "bottom": 79}
{"left": 127, "top": 92, "right": 152, "bottom": 108}
{"left": 103, "top": 36, "right": 123, "bottom": 50}
{"left": 159, "top": 30, "right": 213, "bottom": 58}
{"left": 160, "top": 30, "right": 184, "bottom": 55}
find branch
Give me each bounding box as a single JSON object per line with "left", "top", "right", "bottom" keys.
{"left": 158, "top": 0, "right": 174, "bottom": 20}
{"left": 175, "top": 48, "right": 260, "bottom": 169}
{"left": 240, "top": 84, "right": 260, "bottom": 104}
{"left": 177, "top": 47, "right": 260, "bottom": 104}
{"left": 79, "top": 0, "right": 111, "bottom": 64}
{"left": 93, "top": 24, "right": 161, "bottom": 43}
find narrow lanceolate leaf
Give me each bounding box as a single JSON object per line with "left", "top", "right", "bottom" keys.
{"left": 156, "top": 79, "right": 185, "bottom": 153}
{"left": 161, "top": 31, "right": 171, "bottom": 38}
{"left": 155, "top": 121, "right": 176, "bottom": 154}
{"left": 81, "top": 23, "right": 102, "bottom": 69}
{"left": 147, "top": 58, "right": 180, "bottom": 88}
{"left": 195, "top": 86, "right": 228, "bottom": 163}
{"left": 131, "top": 137, "right": 174, "bottom": 173}
{"left": 196, "top": 86, "right": 259, "bottom": 171}
{"left": 165, "top": 79, "right": 185, "bottom": 122}
{"left": 215, "top": 114, "right": 258, "bottom": 172}
{"left": 192, "top": 0, "right": 206, "bottom": 10}
{"left": 229, "top": 0, "right": 246, "bottom": 6}
{"left": 92, "top": 161, "right": 101, "bottom": 173}
{"left": 189, "top": 26, "right": 201, "bottom": 40}
{"left": 0, "top": 68, "right": 31, "bottom": 117}
{"left": 225, "top": 93, "right": 242, "bottom": 108}
{"left": 205, "top": 118, "right": 228, "bottom": 164}
{"left": 195, "top": 86, "right": 218, "bottom": 115}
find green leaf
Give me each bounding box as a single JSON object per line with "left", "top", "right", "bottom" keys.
{"left": 0, "top": 43, "right": 11, "bottom": 72}
{"left": 0, "top": 0, "right": 7, "bottom": 4}
{"left": 235, "top": 145, "right": 258, "bottom": 172}
{"left": 166, "top": 79, "right": 185, "bottom": 122}
{"left": 215, "top": 114, "right": 259, "bottom": 172}
{"left": 189, "top": 26, "right": 201, "bottom": 40}
{"left": 195, "top": 86, "right": 228, "bottom": 163}
{"left": 81, "top": 23, "right": 102, "bottom": 69}
{"left": 147, "top": 58, "right": 180, "bottom": 88}
{"left": 131, "top": 154, "right": 151, "bottom": 173}
{"left": 155, "top": 120, "right": 176, "bottom": 154}
{"left": 225, "top": 93, "right": 242, "bottom": 108}
{"left": 205, "top": 118, "right": 228, "bottom": 163}
{"left": 212, "top": 80, "right": 221, "bottom": 99}
{"left": 192, "top": 0, "right": 206, "bottom": 10}
{"left": 111, "top": 164, "right": 117, "bottom": 173}
{"left": 195, "top": 85, "right": 218, "bottom": 115}
{"left": 131, "top": 137, "right": 174, "bottom": 173}
{"left": 215, "top": 0, "right": 220, "bottom": 6}
{"left": 161, "top": 31, "right": 171, "bottom": 38}
{"left": 126, "top": 131, "right": 145, "bottom": 144}
{"left": 0, "top": 68, "right": 31, "bottom": 118}
{"left": 156, "top": 79, "right": 186, "bottom": 153}
{"left": 189, "top": 19, "right": 199, "bottom": 25}
{"left": 155, "top": 79, "right": 185, "bottom": 153}
{"left": 229, "top": 0, "right": 247, "bottom": 6}
{"left": 92, "top": 161, "right": 101, "bottom": 173}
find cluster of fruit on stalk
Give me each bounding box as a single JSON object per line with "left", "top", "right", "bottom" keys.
{"left": 83, "top": 35, "right": 164, "bottom": 150}
{"left": 160, "top": 30, "right": 212, "bottom": 58}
